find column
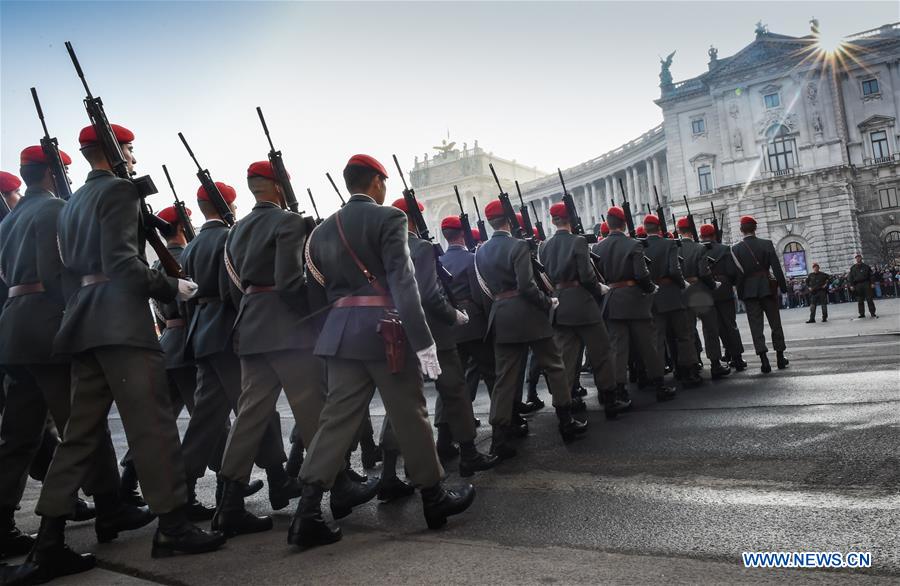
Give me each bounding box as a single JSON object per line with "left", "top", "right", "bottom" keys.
{"left": 626, "top": 168, "right": 634, "bottom": 205}
{"left": 652, "top": 155, "right": 662, "bottom": 203}
{"left": 605, "top": 176, "right": 613, "bottom": 208}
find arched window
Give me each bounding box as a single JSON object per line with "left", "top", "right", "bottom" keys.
{"left": 782, "top": 241, "right": 807, "bottom": 276}
{"left": 767, "top": 125, "right": 796, "bottom": 174}
{"left": 885, "top": 231, "right": 900, "bottom": 243}
{"left": 784, "top": 242, "right": 804, "bottom": 253}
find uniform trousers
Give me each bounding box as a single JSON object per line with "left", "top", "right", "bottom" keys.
{"left": 554, "top": 322, "right": 616, "bottom": 393}
{"left": 608, "top": 318, "right": 664, "bottom": 384}
{"left": 714, "top": 299, "right": 744, "bottom": 359}
{"left": 690, "top": 306, "right": 723, "bottom": 361}
{"left": 809, "top": 291, "right": 828, "bottom": 320}
{"left": 492, "top": 337, "right": 570, "bottom": 428}
{"left": 459, "top": 338, "right": 495, "bottom": 401}
{"left": 182, "top": 352, "right": 284, "bottom": 484}
{"left": 743, "top": 295, "right": 786, "bottom": 354}
{"left": 853, "top": 282, "right": 876, "bottom": 316}
{"left": 653, "top": 310, "right": 697, "bottom": 368}
{"left": 219, "top": 349, "right": 324, "bottom": 485}
{"left": 36, "top": 347, "right": 187, "bottom": 517}
{"left": 427, "top": 349, "right": 477, "bottom": 443}
{"left": 301, "top": 357, "right": 443, "bottom": 489}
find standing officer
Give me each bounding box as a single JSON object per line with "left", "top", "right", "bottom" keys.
{"left": 474, "top": 200, "right": 587, "bottom": 458}
{"left": 291, "top": 155, "right": 474, "bottom": 548}
{"left": 593, "top": 207, "right": 676, "bottom": 402}
{"left": 700, "top": 223, "right": 746, "bottom": 371}
{"left": 731, "top": 215, "right": 789, "bottom": 373}
{"left": 806, "top": 263, "right": 830, "bottom": 323}
{"left": 848, "top": 254, "right": 877, "bottom": 319}
{"left": 540, "top": 202, "right": 626, "bottom": 419}
{"left": 26, "top": 124, "right": 224, "bottom": 580}
{"left": 0, "top": 172, "right": 22, "bottom": 214}
{"left": 643, "top": 215, "right": 703, "bottom": 385}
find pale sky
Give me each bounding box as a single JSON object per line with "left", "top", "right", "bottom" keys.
{"left": 1, "top": 1, "right": 896, "bottom": 218}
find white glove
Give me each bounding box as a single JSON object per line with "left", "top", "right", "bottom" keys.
{"left": 454, "top": 309, "right": 469, "bottom": 325}
{"left": 649, "top": 283, "right": 660, "bottom": 295}
{"left": 599, "top": 283, "right": 610, "bottom": 295}
{"left": 176, "top": 278, "right": 199, "bottom": 301}
{"left": 714, "top": 280, "right": 723, "bottom": 290}
{"left": 549, "top": 298, "right": 560, "bottom": 316}
{"left": 416, "top": 344, "right": 442, "bottom": 380}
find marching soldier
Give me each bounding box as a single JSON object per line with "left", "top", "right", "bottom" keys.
{"left": 540, "top": 202, "right": 627, "bottom": 419}
{"left": 731, "top": 215, "right": 789, "bottom": 373}
{"left": 699, "top": 224, "right": 746, "bottom": 370}
{"left": 1, "top": 172, "right": 22, "bottom": 214}
{"left": 24, "top": 124, "right": 224, "bottom": 581}
{"left": 848, "top": 254, "right": 877, "bottom": 319}
{"left": 593, "top": 207, "right": 676, "bottom": 402}
{"left": 291, "top": 155, "right": 474, "bottom": 548}
{"left": 643, "top": 215, "right": 704, "bottom": 386}
{"left": 806, "top": 263, "right": 830, "bottom": 323}
{"left": 213, "top": 162, "right": 333, "bottom": 537}
{"left": 474, "top": 200, "right": 588, "bottom": 459}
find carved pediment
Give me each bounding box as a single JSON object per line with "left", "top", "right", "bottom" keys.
{"left": 858, "top": 115, "right": 895, "bottom": 131}
{"left": 758, "top": 111, "right": 798, "bottom": 136}
{"left": 689, "top": 152, "right": 717, "bottom": 165}
{"left": 760, "top": 83, "right": 782, "bottom": 94}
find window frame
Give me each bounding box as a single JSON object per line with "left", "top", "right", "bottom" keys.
{"left": 697, "top": 164, "right": 713, "bottom": 194}
{"left": 766, "top": 126, "right": 797, "bottom": 174}
{"left": 861, "top": 78, "right": 880, "bottom": 97}
{"left": 879, "top": 187, "right": 898, "bottom": 209}
{"left": 778, "top": 199, "right": 798, "bottom": 220}
{"left": 784, "top": 241, "right": 804, "bottom": 253}
{"left": 763, "top": 92, "right": 781, "bottom": 109}
{"left": 871, "top": 130, "right": 890, "bottom": 160}
{"left": 691, "top": 117, "right": 706, "bottom": 136}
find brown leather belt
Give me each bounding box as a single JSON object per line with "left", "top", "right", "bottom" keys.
{"left": 81, "top": 274, "right": 110, "bottom": 287}
{"left": 196, "top": 296, "right": 220, "bottom": 305}
{"left": 165, "top": 319, "right": 186, "bottom": 328}
{"left": 494, "top": 290, "right": 520, "bottom": 300}
{"left": 685, "top": 277, "right": 700, "bottom": 284}
{"left": 245, "top": 285, "right": 275, "bottom": 295}
{"left": 7, "top": 282, "right": 45, "bottom": 297}
{"left": 608, "top": 280, "right": 637, "bottom": 289}
{"left": 654, "top": 277, "right": 674, "bottom": 285}
{"left": 554, "top": 281, "right": 580, "bottom": 290}
{"left": 333, "top": 295, "right": 394, "bottom": 308}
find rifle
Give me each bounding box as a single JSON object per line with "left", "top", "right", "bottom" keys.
{"left": 558, "top": 168, "right": 597, "bottom": 243}
{"left": 710, "top": 201, "right": 722, "bottom": 243}
{"left": 514, "top": 180, "right": 534, "bottom": 238}
{"left": 531, "top": 202, "right": 546, "bottom": 241}
{"left": 65, "top": 41, "right": 183, "bottom": 278}
{"left": 178, "top": 132, "right": 235, "bottom": 227}
{"left": 256, "top": 106, "right": 300, "bottom": 214}
{"left": 325, "top": 172, "right": 346, "bottom": 207}
{"left": 473, "top": 197, "right": 488, "bottom": 243}
{"left": 454, "top": 186, "right": 476, "bottom": 251}
{"left": 653, "top": 186, "right": 668, "bottom": 235}
{"left": 306, "top": 188, "right": 322, "bottom": 224}
{"left": 162, "top": 164, "right": 195, "bottom": 242}
{"left": 682, "top": 195, "right": 700, "bottom": 243}
{"left": 616, "top": 177, "right": 637, "bottom": 238}
{"left": 30, "top": 87, "right": 72, "bottom": 200}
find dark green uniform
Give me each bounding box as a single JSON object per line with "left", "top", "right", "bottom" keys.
{"left": 731, "top": 235, "right": 788, "bottom": 355}
{"left": 707, "top": 241, "right": 745, "bottom": 362}
{"left": 806, "top": 270, "right": 830, "bottom": 321}
{"left": 681, "top": 239, "right": 722, "bottom": 363}
{"left": 848, "top": 262, "right": 876, "bottom": 317}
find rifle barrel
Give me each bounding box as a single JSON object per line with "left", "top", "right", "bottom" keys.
{"left": 325, "top": 172, "right": 346, "bottom": 205}
{"left": 392, "top": 155, "right": 410, "bottom": 191}
{"left": 177, "top": 132, "right": 202, "bottom": 170}
{"left": 30, "top": 88, "right": 51, "bottom": 136}
{"left": 64, "top": 42, "right": 91, "bottom": 96}
{"left": 162, "top": 164, "right": 177, "bottom": 196}
{"left": 306, "top": 188, "right": 321, "bottom": 220}
{"left": 256, "top": 106, "right": 276, "bottom": 151}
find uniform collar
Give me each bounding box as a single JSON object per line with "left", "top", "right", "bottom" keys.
{"left": 22, "top": 186, "right": 54, "bottom": 200}
{"left": 350, "top": 193, "right": 375, "bottom": 203}
{"left": 447, "top": 244, "right": 466, "bottom": 250}
{"left": 86, "top": 169, "right": 115, "bottom": 181}
{"left": 253, "top": 201, "right": 281, "bottom": 210}
{"left": 491, "top": 230, "right": 511, "bottom": 238}
{"left": 201, "top": 219, "right": 227, "bottom": 230}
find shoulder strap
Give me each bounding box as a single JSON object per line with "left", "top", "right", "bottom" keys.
{"left": 335, "top": 210, "right": 387, "bottom": 295}
{"left": 741, "top": 240, "right": 765, "bottom": 271}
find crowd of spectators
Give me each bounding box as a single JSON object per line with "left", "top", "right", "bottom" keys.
{"left": 780, "top": 262, "right": 900, "bottom": 309}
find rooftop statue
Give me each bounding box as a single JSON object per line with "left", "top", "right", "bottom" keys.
{"left": 659, "top": 50, "right": 676, "bottom": 87}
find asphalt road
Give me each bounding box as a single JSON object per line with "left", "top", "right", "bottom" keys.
{"left": 9, "top": 298, "right": 900, "bottom": 584}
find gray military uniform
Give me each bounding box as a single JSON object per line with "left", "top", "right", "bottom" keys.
{"left": 707, "top": 241, "right": 745, "bottom": 360}
{"left": 731, "top": 235, "right": 788, "bottom": 354}
{"left": 680, "top": 238, "right": 722, "bottom": 362}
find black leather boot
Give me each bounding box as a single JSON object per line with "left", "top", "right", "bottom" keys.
{"left": 776, "top": 351, "right": 789, "bottom": 369}
{"left": 458, "top": 442, "right": 498, "bottom": 478}
{"left": 0, "top": 506, "right": 33, "bottom": 558}
{"left": 615, "top": 384, "right": 633, "bottom": 411}
{"left": 215, "top": 478, "right": 265, "bottom": 504}
{"left": 360, "top": 442, "right": 382, "bottom": 470}
{"left": 267, "top": 466, "right": 303, "bottom": 511}
{"left": 730, "top": 356, "right": 747, "bottom": 371}
{"left": 185, "top": 483, "right": 216, "bottom": 522}
{"left": 570, "top": 396, "right": 587, "bottom": 413}
{"left": 678, "top": 366, "right": 704, "bottom": 387}
{"left": 285, "top": 438, "right": 304, "bottom": 479}
{"left": 287, "top": 484, "right": 341, "bottom": 548}
{"left": 759, "top": 352, "right": 771, "bottom": 373}
{"left": 71, "top": 498, "right": 96, "bottom": 522}
{"left": 511, "top": 413, "right": 529, "bottom": 438}
{"left": 556, "top": 406, "right": 588, "bottom": 443}
{"left": 376, "top": 476, "right": 415, "bottom": 502}
{"left": 153, "top": 508, "right": 225, "bottom": 558}
{"left": 119, "top": 461, "right": 146, "bottom": 508}
{"left": 93, "top": 493, "right": 156, "bottom": 543}
{"left": 573, "top": 385, "right": 588, "bottom": 398}
{"left": 525, "top": 388, "right": 545, "bottom": 411}
{"left": 435, "top": 423, "right": 459, "bottom": 460}
{"left": 600, "top": 387, "right": 630, "bottom": 420}
{"left": 489, "top": 426, "right": 517, "bottom": 461}
{"left": 421, "top": 483, "right": 475, "bottom": 530}
{"left": 653, "top": 379, "right": 677, "bottom": 402}
{"left": 211, "top": 480, "right": 272, "bottom": 538}
{"left": 329, "top": 470, "right": 379, "bottom": 520}
{"left": 25, "top": 516, "right": 95, "bottom": 581}
{"left": 710, "top": 360, "right": 731, "bottom": 380}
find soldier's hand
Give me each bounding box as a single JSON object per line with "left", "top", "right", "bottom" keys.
{"left": 649, "top": 283, "right": 660, "bottom": 295}
{"left": 416, "top": 344, "right": 442, "bottom": 380}
{"left": 454, "top": 309, "right": 469, "bottom": 325}
{"left": 714, "top": 280, "right": 723, "bottom": 290}
{"left": 177, "top": 278, "right": 199, "bottom": 301}
{"left": 549, "top": 298, "right": 560, "bottom": 315}
{"left": 599, "top": 283, "right": 610, "bottom": 295}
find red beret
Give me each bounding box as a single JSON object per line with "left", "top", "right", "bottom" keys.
{"left": 0, "top": 171, "right": 21, "bottom": 193}
{"left": 158, "top": 205, "right": 192, "bottom": 224}
{"left": 441, "top": 216, "right": 462, "bottom": 230}
{"left": 676, "top": 217, "right": 690, "bottom": 230}
{"left": 699, "top": 224, "right": 716, "bottom": 239}
{"left": 247, "top": 160, "right": 289, "bottom": 181}
{"left": 549, "top": 202, "right": 568, "bottom": 218}
{"left": 471, "top": 228, "right": 481, "bottom": 241}
{"left": 197, "top": 181, "right": 237, "bottom": 204}
{"left": 484, "top": 200, "right": 504, "bottom": 220}
{"left": 600, "top": 221, "right": 609, "bottom": 235}
{"left": 346, "top": 154, "right": 388, "bottom": 178}
{"left": 21, "top": 145, "right": 72, "bottom": 166}
{"left": 643, "top": 214, "right": 660, "bottom": 226}
{"left": 78, "top": 124, "right": 134, "bottom": 147}
{"left": 635, "top": 225, "right": 647, "bottom": 238}
{"left": 391, "top": 197, "right": 424, "bottom": 213}
{"left": 740, "top": 215, "right": 757, "bottom": 226}
{"left": 607, "top": 206, "right": 625, "bottom": 221}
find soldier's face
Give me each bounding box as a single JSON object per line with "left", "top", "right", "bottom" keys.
{"left": 373, "top": 175, "right": 387, "bottom": 205}
{"left": 121, "top": 142, "right": 136, "bottom": 174}
{"left": 2, "top": 189, "right": 21, "bottom": 209}
{"left": 856, "top": 256, "right": 862, "bottom": 264}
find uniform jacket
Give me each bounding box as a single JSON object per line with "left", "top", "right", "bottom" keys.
{"left": 181, "top": 221, "right": 236, "bottom": 359}
{"left": 706, "top": 241, "right": 738, "bottom": 303}
{"left": 731, "top": 235, "right": 787, "bottom": 300}
{"left": 0, "top": 188, "right": 72, "bottom": 364}
{"left": 440, "top": 244, "right": 490, "bottom": 343}
{"left": 806, "top": 271, "right": 830, "bottom": 301}
{"left": 474, "top": 231, "right": 553, "bottom": 343}
{"left": 643, "top": 234, "right": 686, "bottom": 314}
{"left": 152, "top": 244, "right": 191, "bottom": 369}
{"left": 226, "top": 201, "right": 317, "bottom": 355}
{"left": 539, "top": 229, "right": 604, "bottom": 326}
{"left": 592, "top": 231, "right": 655, "bottom": 320}
{"left": 680, "top": 239, "right": 716, "bottom": 309}
{"left": 848, "top": 263, "right": 872, "bottom": 285}
{"left": 309, "top": 194, "right": 433, "bottom": 360}
{"left": 409, "top": 234, "right": 457, "bottom": 351}
{"left": 54, "top": 170, "right": 177, "bottom": 354}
